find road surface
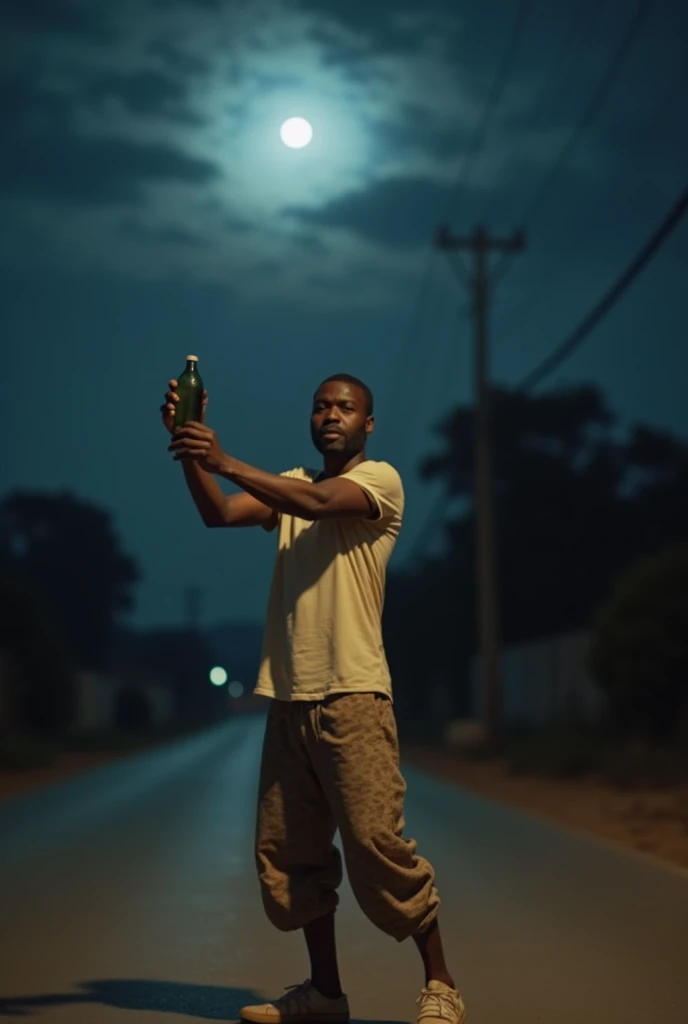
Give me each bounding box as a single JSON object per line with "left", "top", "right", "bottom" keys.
{"left": 1, "top": 716, "right": 686, "bottom": 1023}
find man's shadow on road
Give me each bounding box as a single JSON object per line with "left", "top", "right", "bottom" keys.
{"left": 0, "top": 978, "right": 408, "bottom": 1023}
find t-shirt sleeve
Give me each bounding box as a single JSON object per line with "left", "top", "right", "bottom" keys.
{"left": 343, "top": 462, "right": 404, "bottom": 523}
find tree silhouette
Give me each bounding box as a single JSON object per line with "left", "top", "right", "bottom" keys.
{"left": 0, "top": 492, "right": 139, "bottom": 671}
{"left": 109, "top": 625, "right": 219, "bottom": 725}
{"left": 385, "top": 384, "right": 688, "bottom": 726}
{"left": 589, "top": 543, "right": 688, "bottom": 741}
{"left": 417, "top": 384, "right": 635, "bottom": 644}
{"left": 0, "top": 573, "right": 75, "bottom": 737}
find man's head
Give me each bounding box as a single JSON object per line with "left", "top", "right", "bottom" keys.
{"left": 311, "top": 374, "right": 375, "bottom": 458}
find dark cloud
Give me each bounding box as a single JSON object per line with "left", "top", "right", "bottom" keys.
{"left": 1, "top": 132, "right": 219, "bottom": 207}
{"left": 375, "top": 107, "right": 461, "bottom": 161}
{"left": 307, "top": 271, "right": 339, "bottom": 291}
{"left": 197, "top": 199, "right": 253, "bottom": 234}
{"left": 147, "top": 39, "right": 212, "bottom": 77}
{"left": 83, "top": 68, "right": 203, "bottom": 124}
{"left": 297, "top": 0, "right": 419, "bottom": 42}
{"left": 119, "top": 219, "right": 208, "bottom": 248}
{"left": 1, "top": 74, "right": 219, "bottom": 207}
{"left": 307, "top": 24, "right": 373, "bottom": 65}
{"left": 253, "top": 260, "right": 282, "bottom": 277}
{"left": 294, "top": 233, "right": 330, "bottom": 257}
{"left": 299, "top": 0, "right": 457, "bottom": 58}
{"left": 2, "top": 71, "right": 66, "bottom": 126}
{"left": 288, "top": 177, "right": 452, "bottom": 247}
{"left": 222, "top": 215, "right": 254, "bottom": 233}
{"left": 0, "top": 0, "right": 111, "bottom": 40}
{"left": 151, "top": 0, "right": 221, "bottom": 9}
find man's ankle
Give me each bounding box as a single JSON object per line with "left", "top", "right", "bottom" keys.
{"left": 426, "top": 974, "right": 456, "bottom": 991}
{"left": 311, "top": 980, "right": 343, "bottom": 1000}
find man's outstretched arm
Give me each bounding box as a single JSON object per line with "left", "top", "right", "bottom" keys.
{"left": 181, "top": 460, "right": 277, "bottom": 529}
{"left": 169, "top": 423, "right": 373, "bottom": 521}
{"left": 222, "top": 458, "right": 373, "bottom": 520}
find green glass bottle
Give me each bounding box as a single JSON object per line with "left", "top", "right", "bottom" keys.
{"left": 174, "top": 355, "right": 204, "bottom": 430}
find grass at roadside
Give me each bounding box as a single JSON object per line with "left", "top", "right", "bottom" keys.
{"left": 398, "top": 718, "right": 688, "bottom": 789}
{"left": 493, "top": 728, "right": 688, "bottom": 789}
{"left": 0, "top": 733, "right": 61, "bottom": 771}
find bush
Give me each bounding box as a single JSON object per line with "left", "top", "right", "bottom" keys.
{"left": 0, "top": 573, "right": 76, "bottom": 738}
{"left": 113, "top": 686, "right": 153, "bottom": 733}
{"left": 506, "top": 729, "right": 600, "bottom": 779}
{"left": 502, "top": 728, "right": 688, "bottom": 787}
{"left": 589, "top": 544, "right": 688, "bottom": 742}
{"left": 0, "top": 733, "right": 59, "bottom": 771}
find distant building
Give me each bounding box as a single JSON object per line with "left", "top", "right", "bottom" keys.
{"left": 74, "top": 670, "right": 176, "bottom": 732}
{"left": 471, "top": 630, "right": 607, "bottom": 727}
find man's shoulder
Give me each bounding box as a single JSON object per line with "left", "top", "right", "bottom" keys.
{"left": 344, "top": 460, "right": 404, "bottom": 491}
{"left": 342, "top": 460, "right": 404, "bottom": 524}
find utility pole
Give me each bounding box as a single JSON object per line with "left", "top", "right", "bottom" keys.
{"left": 436, "top": 225, "right": 525, "bottom": 745}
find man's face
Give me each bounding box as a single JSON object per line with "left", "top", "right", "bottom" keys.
{"left": 310, "top": 381, "right": 373, "bottom": 456}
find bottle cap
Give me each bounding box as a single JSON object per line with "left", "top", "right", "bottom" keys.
{"left": 186, "top": 354, "right": 199, "bottom": 362}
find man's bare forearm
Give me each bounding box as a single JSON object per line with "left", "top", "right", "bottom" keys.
{"left": 221, "top": 457, "right": 325, "bottom": 519}
{"left": 182, "top": 460, "right": 227, "bottom": 526}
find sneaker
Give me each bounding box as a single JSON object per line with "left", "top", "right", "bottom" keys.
{"left": 240, "top": 980, "right": 350, "bottom": 1024}
{"left": 417, "top": 980, "right": 467, "bottom": 1024}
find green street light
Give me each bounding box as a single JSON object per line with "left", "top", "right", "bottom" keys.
{"left": 209, "top": 666, "right": 228, "bottom": 687}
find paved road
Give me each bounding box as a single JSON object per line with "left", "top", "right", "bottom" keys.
{"left": 1, "top": 716, "right": 687, "bottom": 1023}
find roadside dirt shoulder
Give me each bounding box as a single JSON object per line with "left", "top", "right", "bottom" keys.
{"left": 402, "top": 744, "right": 688, "bottom": 872}
{"left": 0, "top": 751, "right": 132, "bottom": 804}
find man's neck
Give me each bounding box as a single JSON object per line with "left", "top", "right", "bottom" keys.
{"left": 321, "top": 451, "right": 367, "bottom": 479}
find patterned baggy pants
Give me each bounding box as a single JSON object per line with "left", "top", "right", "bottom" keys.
{"left": 255, "top": 692, "right": 440, "bottom": 942}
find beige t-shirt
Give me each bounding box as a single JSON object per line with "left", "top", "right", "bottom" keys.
{"left": 254, "top": 460, "right": 404, "bottom": 702}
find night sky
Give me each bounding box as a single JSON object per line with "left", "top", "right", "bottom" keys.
{"left": 2, "top": 0, "right": 687, "bottom": 631}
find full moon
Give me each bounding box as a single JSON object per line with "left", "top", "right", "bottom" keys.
{"left": 280, "top": 117, "right": 313, "bottom": 149}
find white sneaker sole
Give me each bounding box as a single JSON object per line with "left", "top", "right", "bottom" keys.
{"left": 240, "top": 1009, "right": 350, "bottom": 1024}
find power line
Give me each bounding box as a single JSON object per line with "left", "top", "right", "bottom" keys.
{"left": 383, "top": 0, "right": 535, "bottom": 452}
{"left": 525, "top": 0, "right": 604, "bottom": 131}
{"left": 404, "top": 183, "right": 688, "bottom": 562}
{"left": 518, "top": 0, "right": 653, "bottom": 229}
{"left": 495, "top": 53, "right": 688, "bottom": 354}
{"left": 492, "top": 0, "right": 655, "bottom": 324}
{"left": 381, "top": 248, "right": 440, "bottom": 422}
{"left": 403, "top": 1, "right": 593, "bottom": 569}
{"left": 445, "top": 0, "right": 535, "bottom": 226}
{"left": 399, "top": 0, "right": 664, "bottom": 573}
{"left": 480, "top": 0, "right": 602, "bottom": 226}
{"left": 395, "top": 3, "right": 536, "bottom": 569}
{"left": 390, "top": 281, "right": 464, "bottom": 472}
{"left": 518, "top": 184, "right": 688, "bottom": 391}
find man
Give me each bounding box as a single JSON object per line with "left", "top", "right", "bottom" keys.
{"left": 161, "top": 373, "right": 467, "bottom": 1024}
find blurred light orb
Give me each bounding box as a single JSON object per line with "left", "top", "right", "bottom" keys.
{"left": 209, "top": 666, "right": 228, "bottom": 687}
{"left": 280, "top": 117, "right": 313, "bottom": 149}
{"left": 228, "top": 681, "right": 245, "bottom": 699}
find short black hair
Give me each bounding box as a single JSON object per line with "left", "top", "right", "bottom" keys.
{"left": 317, "top": 374, "right": 374, "bottom": 416}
